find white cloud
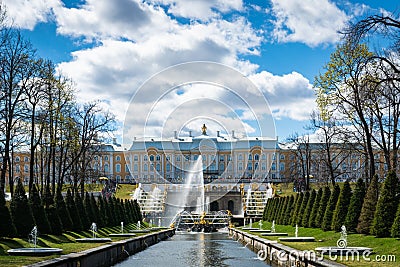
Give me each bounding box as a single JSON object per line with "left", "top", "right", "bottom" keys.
{"left": 249, "top": 71, "right": 317, "bottom": 120}
{"left": 269, "top": 0, "right": 349, "bottom": 46}
{"left": 150, "top": 0, "right": 243, "bottom": 21}
{"left": 3, "top": 0, "right": 60, "bottom": 29}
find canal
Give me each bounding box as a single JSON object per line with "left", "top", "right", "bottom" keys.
{"left": 114, "top": 232, "right": 270, "bottom": 267}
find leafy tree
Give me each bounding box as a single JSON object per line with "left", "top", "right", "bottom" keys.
{"left": 345, "top": 178, "right": 365, "bottom": 232}
{"left": 302, "top": 189, "right": 316, "bottom": 227}
{"left": 331, "top": 181, "right": 352, "bottom": 232}
{"left": 277, "top": 197, "right": 289, "bottom": 225}
{"left": 372, "top": 171, "right": 399, "bottom": 237}
{"left": 322, "top": 184, "right": 340, "bottom": 231}
{"left": 10, "top": 179, "right": 35, "bottom": 237}
{"left": 309, "top": 187, "right": 323, "bottom": 228}
{"left": 357, "top": 175, "right": 379, "bottom": 234}
{"left": 97, "top": 196, "right": 108, "bottom": 227}
{"left": 29, "top": 185, "right": 51, "bottom": 234}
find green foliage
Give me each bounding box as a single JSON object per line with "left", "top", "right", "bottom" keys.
{"left": 106, "top": 197, "right": 116, "bottom": 226}
{"left": 331, "top": 181, "right": 352, "bottom": 232}
{"left": 75, "top": 193, "right": 90, "bottom": 230}
{"left": 322, "top": 184, "right": 340, "bottom": 231}
{"left": 10, "top": 179, "right": 35, "bottom": 237}
{"left": 277, "top": 197, "right": 289, "bottom": 225}
{"left": 308, "top": 187, "right": 323, "bottom": 228}
{"left": 55, "top": 190, "right": 73, "bottom": 231}
{"left": 291, "top": 192, "right": 304, "bottom": 226}
{"left": 372, "top": 171, "right": 399, "bottom": 237}
{"left": 357, "top": 175, "right": 379, "bottom": 234}
{"left": 345, "top": 178, "right": 365, "bottom": 232}
{"left": 90, "top": 194, "right": 102, "bottom": 226}
{"left": 0, "top": 191, "right": 17, "bottom": 237}
{"left": 391, "top": 202, "right": 400, "bottom": 238}
{"left": 133, "top": 199, "right": 142, "bottom": 222}
{"left": 297, "top": 191, "right": 310, "bottom": 226}
{"left": 283, "top": 195, "right": 294, "bottom": 225}
{"left": 29, "top": 185, "right": 51, "bottom": 234}
{"left": 97, "top": 197, "right": 108, "bottom": 227}
{"left": 84, "top": 192, "right": 95, "bottom": 224}
{"left": 302, "top": 189, "right": 316, "bottom": 227}
{"left": 65, "top": 189, "right": 82, "bottom": 231}
{"left": 315, "top": 187, "right": 331, "bottom": 228}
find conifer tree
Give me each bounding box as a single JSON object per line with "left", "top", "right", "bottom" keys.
{"left": 291, "top": 192, "right": 303, "bottom": 226}
{"left": 391, "top": 202, "right": 400, "bottom": 238}
{"left": 302, "top": 189, "right": 316, "bottom": 227}
{"left": 345, "top": 178, "right": 365, "bottom": 232}
{"left": 90, "top": 194, "right": 102, "bottom": 226}
{"left": 55, "top": 190, "right": 73, "bottom": 231}
{"left": 308, "top": 187, "right": 323, "bottom": 228}
{"left": 357, "top": 175, "right": 379, "bottom": 234}
{"left": 297, "top": 191, "right": 310, "bottom": 226}
{"left": 29, "top": 185, "right": 51, "bottom": 234}
{"left": 10, "top": 179, "right": 35, "bottom": 237}
{"left": 97, "top": 196, "right": 108, "bottom": 227}
{"left": 133, "top": 199, "right": 142, "bottom": 222}
{"left": 65, "top": 189, "right": 82, "bottom": 231}
{"left": 322, "top": 184, "right": 340, "bottom": 231}
{"left": 372, "top": 171, "right": 399, "bottom": 237}
{"left": 75, "top": 193, "right": 90, "bottom": 229}
{"left": 0, "top": 190, "right": 16, "bottom": 237}
{"left": 84, "top": 192, "right": 95, "bottom": 223}
{"left": 278, "top": 197, "right": 289, "bottom": 224}
{"left": 106, "top": 197, "right": 116, "bottom": 226}
{"left": 283, "top": 195, "right": 294, "bottom": 225}
{"left": 315, "top": 187, "right": 331, "bottom": 228}
{"left": 44, "top": 187, "right": 63, "bottom": 235}
{"left": 331, "top": 181, "right": 352, "bottom": 232}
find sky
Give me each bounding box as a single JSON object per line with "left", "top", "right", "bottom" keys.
{"left": 2, "top": 0, "right": 399, "bottom": 146}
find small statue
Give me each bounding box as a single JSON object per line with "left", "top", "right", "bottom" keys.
{"left": 201, "top": 124, "right": 207, "bottom": 135}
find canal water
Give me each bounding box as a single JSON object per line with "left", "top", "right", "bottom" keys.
{"left": 114, "top": 232, "right": 270, "bottom": 267}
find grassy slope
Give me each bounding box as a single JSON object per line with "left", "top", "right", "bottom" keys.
{"left": 246, "top": 221, "right": 399, "bottom": 267}
{"left": 0, "top": 223, "right": 151, "bottom": 267}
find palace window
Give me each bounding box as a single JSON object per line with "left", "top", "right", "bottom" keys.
{"left": 150, "top": 155, "right": 155, "bottom": 161}
{"left": 116, "top": 155, "right": 121, "bottom": 161}
{"left": 254, "top": 154, "right": 259, "bottom": 161}
{"left": 134, "top": 155, "right": 138, "bottom": 161}
{"left": 133, "top": 164, "right": 138, "bottom": 172}
{"left": 144, "top": 155, "right": 148, "bottom": 161}
{"left": 116, "top": 164, "right": 121, "bottom": 173}
{"left": 144, "top": 164, "right": 148, "bottom": 171}
{"left": 156, "top": 155, "right": 161, "bottom": 161}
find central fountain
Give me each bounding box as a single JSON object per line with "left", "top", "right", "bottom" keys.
{"left": 170, "top": 157, "right": 231, "bottom": 232}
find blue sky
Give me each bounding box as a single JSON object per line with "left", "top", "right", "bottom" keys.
{"left": 3, "top": 0, "right": 399, "bottom": 144}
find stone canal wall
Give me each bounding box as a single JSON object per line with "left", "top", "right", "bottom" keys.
{"left": 229, "top": 228, "right": 345, "bottom": 267}
{"left": 28, "top": 229, "right": 175, "bottom": 267}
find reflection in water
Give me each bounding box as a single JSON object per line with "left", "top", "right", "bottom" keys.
{"left": 114, "top": 232, "right": 269, "bottom": 267}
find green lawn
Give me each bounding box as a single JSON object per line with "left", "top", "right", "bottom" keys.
{"left": 244, "top": 221, "right": 399, "bottom": 267}
{"left": 0, "top": 222, "right": 152, "bottom": 267}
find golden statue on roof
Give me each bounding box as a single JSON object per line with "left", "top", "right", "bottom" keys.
{"left": 201, "top": 124, "right": 207, "bottom": 135}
